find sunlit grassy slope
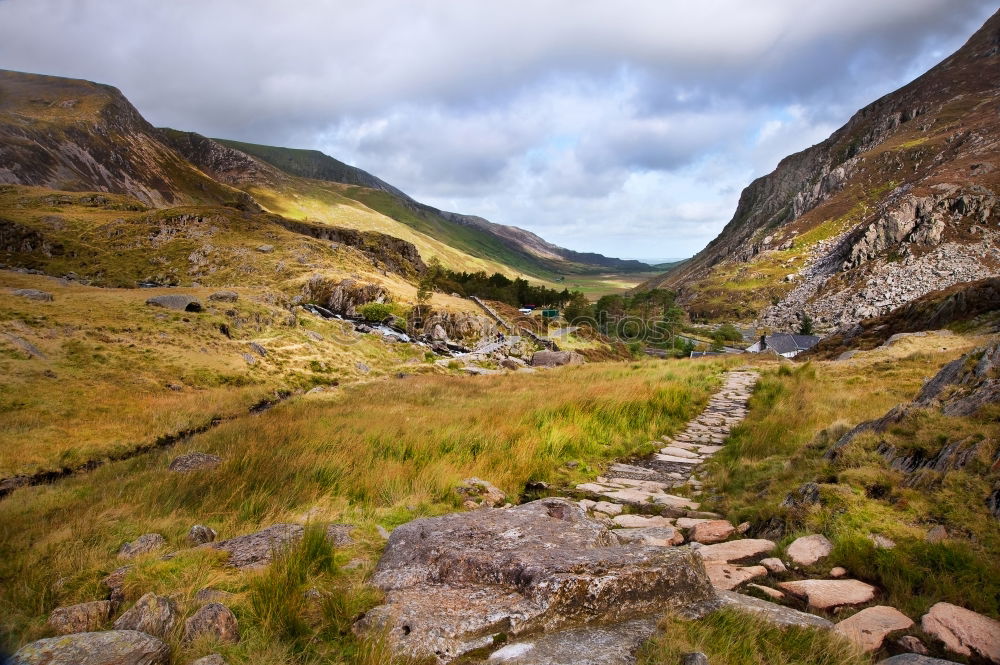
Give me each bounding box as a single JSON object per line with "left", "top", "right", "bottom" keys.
{"left": 0, "top": 270, "right": 451, "bottom": 478}
{"left": 0, "top": 357, "right": 728, "bottom": 662}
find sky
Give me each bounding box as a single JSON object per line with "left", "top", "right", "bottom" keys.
{"left": 0, "top": 1, "right": 995, "bottom": 261}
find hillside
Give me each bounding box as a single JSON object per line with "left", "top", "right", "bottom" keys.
{"left": 212, "top": 138, "right": 650, "bottom": 276}
{"left": 0, "top": 68, "right": 642, "bottom": 286}
{"left": 641, "top": 10, "right": 1000, "bottom": 331}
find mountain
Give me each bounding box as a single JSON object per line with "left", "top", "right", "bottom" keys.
{"left": 641, "top": 10, "right": 1000, "bottom": 330}
{"left": 0, "top": 69, "right": 641, "bottom": 283}
{"left": 209, "top": 138, "right": 650, "bottom": 275}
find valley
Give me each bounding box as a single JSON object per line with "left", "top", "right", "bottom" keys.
{"left": 1, "top": 5, "right": 999, "bottom": 665}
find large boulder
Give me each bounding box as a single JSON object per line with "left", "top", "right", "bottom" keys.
{"left": 47, "top": 601, "right": 113, "bottom": 635}
{"left": 357, "top": 497, "right": 717, "bottom": 663}
{"left": 11, "top": 630, "right": 169, "bottom": 665}
{"left": 530, "top": 350, "right": 585, "bottom": 368}
{"left": 183, "top": 603, "right": 240, "bottom": 644}
{"left": 145, "top": 294, "right": 202, "bottom": 312}
{"left": 112, "top": 593, "right": 176, "bottom": 638}
{"left": 207, "top": 523, "right": 354, "bottom": 569}
{"left": 921, "top": 602, "right": 1000, "bottom": 663}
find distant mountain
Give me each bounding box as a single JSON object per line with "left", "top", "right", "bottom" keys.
{"left": 210, "top": 138, "right": 650, "bottom": 276}
{"left": 0, "top": 68, "right": 644, "bottom": 281}
{"left": 640, "top": 10, "right": 1000, "bottom": 330}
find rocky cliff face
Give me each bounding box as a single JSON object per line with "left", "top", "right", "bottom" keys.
{"left": 644, "top": 10, "right": 1000, "bottom": 331}
{"left": 0, "top": 70, "right": 241, "bottom": 207}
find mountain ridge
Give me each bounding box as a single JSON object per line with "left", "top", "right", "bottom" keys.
{"left": 640, "top": 9, "right": 1000, "bottom": 330}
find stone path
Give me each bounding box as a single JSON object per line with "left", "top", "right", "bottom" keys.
{"left": 572, "top": 370, "right": 758, "bottom": 509}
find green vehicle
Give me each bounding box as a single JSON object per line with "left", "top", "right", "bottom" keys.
{"left": 541, "top": 309, "right": 559, "bottom": 318}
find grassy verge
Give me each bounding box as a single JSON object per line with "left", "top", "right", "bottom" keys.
{"left": 700, "top": 333, "right": 999, "bottom": 624}
{"left": 0, "top": 357, "right": 728, "bottom": 661}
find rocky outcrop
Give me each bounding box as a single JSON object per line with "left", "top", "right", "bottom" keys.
{"left": 10, "top": 630, "right": 170, "bottom": 665}
{"left": 300, "top": 276, "right": 390, "bottom": 317}
{"left": 641, "top": 11, "right": 1000, "bottom": 328}
{"left": 357, "top": 497, "right": 717, "bottom": 663}
{"left": 145, "top": 294, "right": 203, "bottom": 312}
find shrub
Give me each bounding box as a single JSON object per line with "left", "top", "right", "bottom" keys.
{"left": 357, "top": 302, "right": 395, "bottom": 322}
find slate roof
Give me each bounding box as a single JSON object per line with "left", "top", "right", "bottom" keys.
{"left": 758, "top": 333, "right": 820, "bottom": 355}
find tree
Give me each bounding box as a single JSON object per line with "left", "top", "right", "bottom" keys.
{"left": 561, "top": 291, "right": 593, "bottom": 325}
{"left": 798, "top": 312, "right": 814, "bottom": 336}
{"left": 715, "top": 323, "right": 743, "bottom": 343}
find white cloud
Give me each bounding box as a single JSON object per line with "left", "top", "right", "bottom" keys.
{"left": 0, "top": 0, "right": 994, "bottom": 258}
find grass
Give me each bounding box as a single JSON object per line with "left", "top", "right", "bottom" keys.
{"left": 699, "top": 333, "right": 1000, "bottom": 624}
{"left": 637, "top": 609, "right": 869, "bottom": 665}
{"left": 0, "top": 270, "right": 445, "bottom": 478}
{"left": 0, "top": 357, "right": 729, "bottom": 661}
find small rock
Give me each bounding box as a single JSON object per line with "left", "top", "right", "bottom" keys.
{"left": 869, "top": 534, "right": 896, "bottom": 549}
{"left": 877, "top": 655, "right": 963, "bottom": 664}
{"left": 778, "top": 579, "right": 877, "bottom": 610}
{"left": 456, "top": 477, "right": 506, "bottom": 508}
{"left": 704, "top": 563, "right": 768, "bottom": 590}
{"left": 168, "top": 452, "right": 222, "bottom": 472}
{"left": 759, "top": 557, "right": 787, "bottom": 573}
{"left": 786, "top": 534, "right": 833, "bottom": 566}
{"left": 696, "top": 539, "right": 776, "bottom": 563}
{"left": 256, "top": 244, "right": 275, "bottom": 253}
{"left": 195, "top": 588, "right": 234, "bottom": 604}
{"left": 355, "top": 362, "right": 371, "bottom": 374}
{"left": 593, "top": 501, "right": 623, "bottom": 516}
{"left": 209, "top": 523, "right": 354, "bottom": 569}
{"left": 248, "top": 341, "right": 267, "bottom": 357}
{"left": 675, "top": 518, "right": 712, "bottom": 529}
{"left": 146, "top": 294, "right": 203, "bottom": 312}
{"left": 183, "top": 603, "right": 240, "bottom": 644}
{"left": 834, "top": 606, "right": 913, "bottom": 652}
{"left": 11, "top": 630, "right": 170, "bottom": 664}
{"left": 685, "top": 511, "right": 723, "bottom": 519}
{"left": 925, "top": 525, "right": 948, "bottom": 543}
{"left": 781, "top": 482, "right": 820, "bottom": 508}
{"left": 921, "top": 601, "right": 1000, "bottom": 662}
{"left": 46, "top": 600, "right": 113, "bottom": 634}
{"left": 682, "top": 653, "right": 709, "bottom": 665}
{"left": 187, "top": 525, "right": 217, "bottom": 546}
{"left": 614, "top": 526, "right": 684, "bottom": 547}
{"left": 118, "top": 533, "right": 166, "bottom": 560}
{"left": 736, "top": 522, "right": 750, "bottom": 534}
{"left": 690, "top": 520, "right": 735, "bottom": 544}
{"left": 747, "top": 584, "right": 785, "bottom": 600}
{"left": 529, "top": 350, "right": 585, "bottom": 367}
{"left": 189, "top": 655, "right": 227, "bottom": 665}
{"left": 716, "top": 590, "right": 833, "bottom": 629}
{"left": 829, "top": 566, "right": 848, "bottom": 578}
{"left": 376, "top": 525, "right": 391, "bottom": 540}
{"left": 612, "top": 514, "right": 674, "bottom": 529}
{"left": 13, "top": 289, "right": 53, "bottom": 302}
{"left": 113, "top": 592, "right": 177, "bottom": 638}
{"left": 897, "top": 635, "right": 930, "bottom": 655}
{"left": 208, "top": 291, "right": 238, "bottom": 302}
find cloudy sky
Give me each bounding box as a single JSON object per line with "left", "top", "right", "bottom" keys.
{"left": 0, "top": 1, "right": 995, "bottom": 260}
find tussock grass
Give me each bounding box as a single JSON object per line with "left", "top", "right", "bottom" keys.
{"left": 0, "top": 358, "right": 727, "bottom": 660}
{"left": 637, "top": 609, "right": 869, "bottom": 665}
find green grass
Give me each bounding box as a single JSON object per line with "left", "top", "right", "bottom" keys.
{"left": 638, "top": 609, "right": 869, "bottom": 665}
{"left": 0, "top": 357, "right": 729, "bottom": 660}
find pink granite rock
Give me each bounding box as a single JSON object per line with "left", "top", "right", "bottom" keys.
{"left": 921, "top": 602, "right": 1000, "bottom": 662}
{"left": 834, "top": 606, "right": 913, "bottom": 651}
{"left": 778, "top": 579, "right": 877, "bottom": 610}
